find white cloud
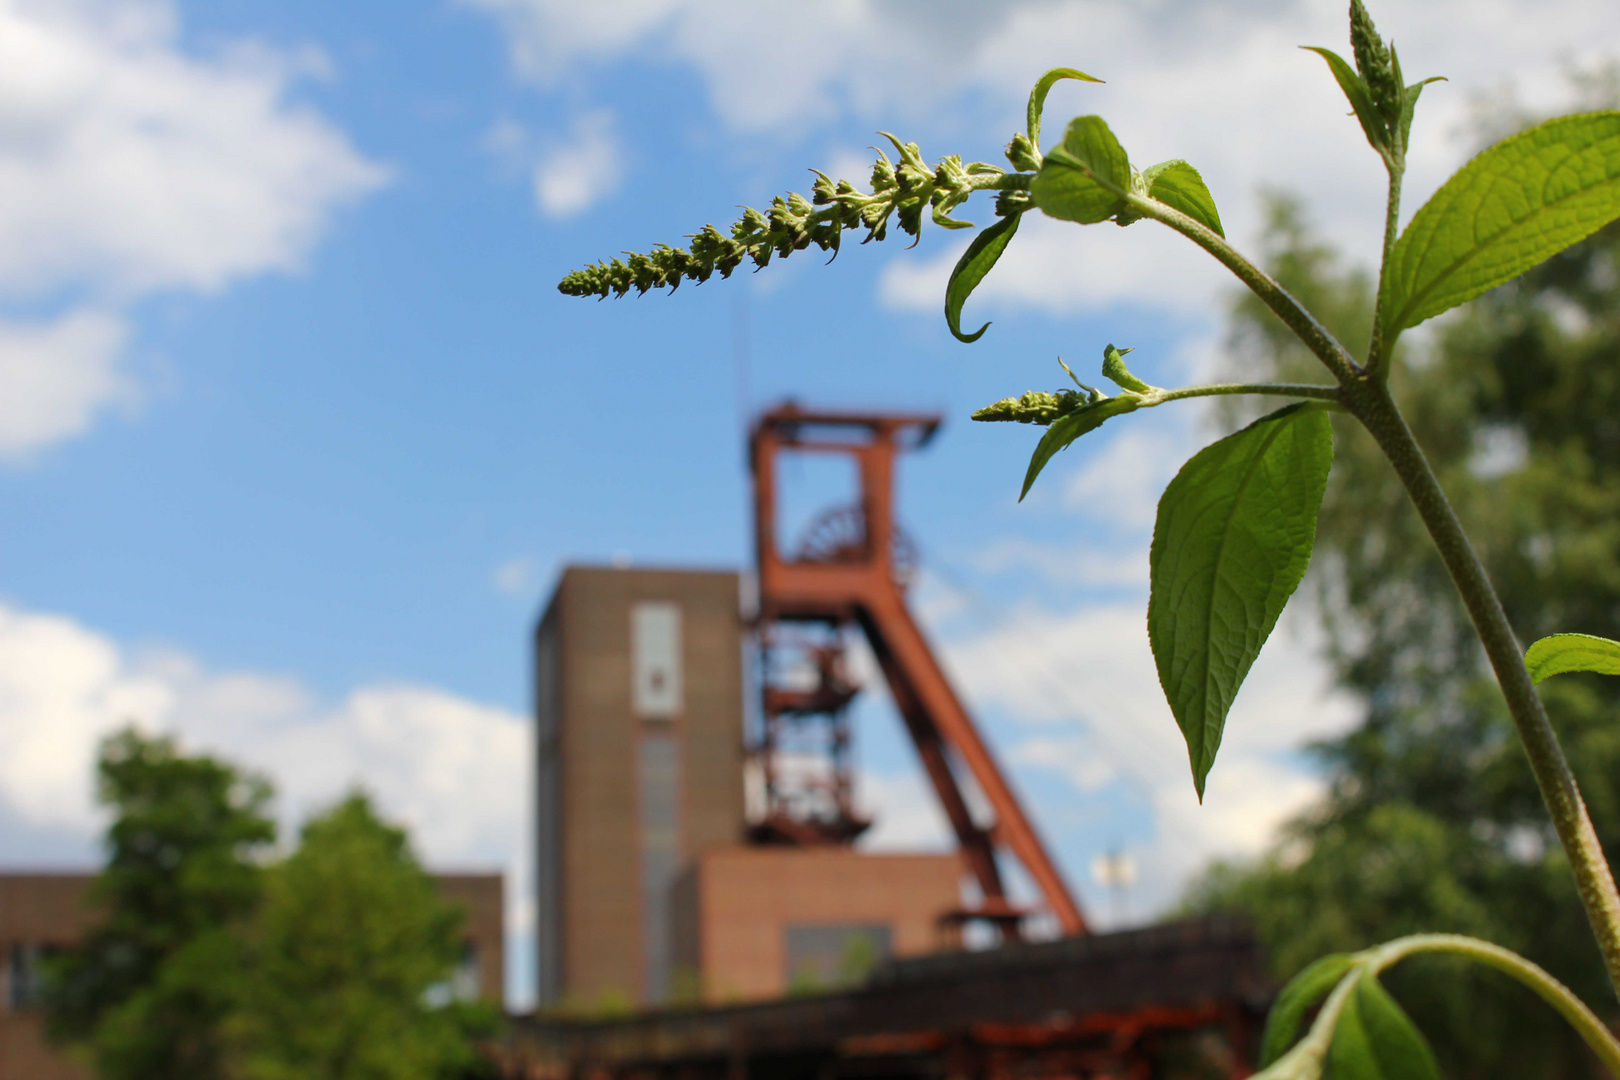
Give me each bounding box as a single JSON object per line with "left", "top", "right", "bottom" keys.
{"left": 0, "top": 0, "right": 386, "bottom": 456}
{"left": 0, "top": 310, "right": 130, "bottom": 460}
{"left": 0, "top": 613, "right": 527, "bottom": 870}
{"left": 532, "top": 108, "right": 621, "bottom": 218}
{"left": 881, "top": 210, "right": 1230, "bottom": 324}
{"left": 0, "top": 605, "right": 173, "bottom": 832}
{"left": 969, "top": 536, "right": 1148, "bottom": 590}
{"left": 0, "top": 601, "right": 527, "bottom": 992}
{"left": 474, "top": 0, "right": 1619, "bottom": 328}
{"left": 493, "top": 556, "right": 534, "bottom": 596}
{"left": 466, "top": 0, "right": 1004, "bottom": 134}
{"left": 938, "top": 594, "right": 1359, "bottom": 922}
{"left": 856, "top": 769, "right": 951, "bottom": 853}
{"left": 1060, "top": 423, "right": 1188, "bottom": 526}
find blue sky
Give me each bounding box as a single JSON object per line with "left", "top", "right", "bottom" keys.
{"left": 1, "top": 0, "right": 1616, "bottom": 1006}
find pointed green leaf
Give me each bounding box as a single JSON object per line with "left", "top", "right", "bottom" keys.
{"left": 1018, "top": 396, "right": 1141, "bottom": 500}
{"left": 1525, "top": 633, "right": 1620, "bottom": 684}
{"left": 1027, "top": 67, "right": 1105, "bottom": 157}
{"left": 1260, "top": 954, "right": 1357, "bottom": 1067}
{"left": 1327, "top": 974, "right": 1442, "bottom": 1080}
{"left": 1397, "top": 77, "right": 1448, "bottom": 150}
{"left": 1101, "top": 344, "right": 1150, "bottom": 392}
{"left": 1030, "top": 116, "right": 1132, "bottom": 225}
{"left": 1143, "top": 160, "right": 1225, "bottom": 237}
{"left": 944, "top": 213, "right": 1022, "bottom": 343}
{"left": 1382, "top": 111, "right": 1620, "bottom": 334}
{"left": 1302, "top": 46, "right": 1388, "bottom": 153}
{"left": 1149, "top": 403, "right": 1333, "bottom": 798}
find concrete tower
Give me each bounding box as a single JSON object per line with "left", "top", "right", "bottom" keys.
{"left": 533, "top": 566, "right": 745, "bottom": 1007}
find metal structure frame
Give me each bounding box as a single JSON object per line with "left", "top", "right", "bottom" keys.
{"left": 499, "top": 916, "right": 1266, "bottom": 1080}
{"left": 748, "top": 403, "right": 1086, "bottom": 938}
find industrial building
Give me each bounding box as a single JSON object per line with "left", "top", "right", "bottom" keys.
{"left": 533, "top": 564, "right": 965, "bottom": 1008}
{"left": 2, "top": 402, "right": 1266, "bottom": 1080}
{"left": 514, "top": 405, "right": 1268, "bottom": 1078}
{"left": 533, "top": 407, "right": 1090, "bottom": 1010}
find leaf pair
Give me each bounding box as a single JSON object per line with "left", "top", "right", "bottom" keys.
{"left": 945, "top": 72, "right": 1227, "bottom": 342}
{"left": 944, "top": 67, "right": 1100, "bottom": 343}
{"left": 1008, "top": 345, "right": 1155, "bottom": 499}
{"left": 1258, "top": 934, "right": 1620, "bottom": 1080}
{"left": 1030, "top": 116, "right": 1225, "bottom": 237}
{"left": 1261, "top": 957, "right": 1440, "bottom": 1080}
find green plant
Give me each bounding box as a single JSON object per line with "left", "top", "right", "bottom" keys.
{"left": 45, "top": 728, "right": 276, "bottom": 1080}
{"left": 560, "top": 2, "right": 1620, "bottom": 1073}
{"left": 230, "top": 793, "right": 496, "bottom": 1080}
{"left": 1180, "top": 199, "right": 1620, "bottom": 1076}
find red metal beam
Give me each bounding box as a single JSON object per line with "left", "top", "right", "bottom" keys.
{"left": 749, "top": 403, "right": 1087, "bottom": 937}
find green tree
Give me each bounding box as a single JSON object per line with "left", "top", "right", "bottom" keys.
{"left": 231, "top": 793, "right": 495, "bottom": 1080}
{"left": 1186, "top": 194, "right": 1620, "bottom": 1077}
{"left": 46, "top": 727, "right": 276, "bottom": 1080}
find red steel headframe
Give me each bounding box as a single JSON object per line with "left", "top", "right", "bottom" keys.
{"left": 749, "top": 402, "right": 1087, "bottom": 938}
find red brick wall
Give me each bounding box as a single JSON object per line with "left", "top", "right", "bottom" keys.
{"left": 683, "top": 847, "right": 961, "bottom": 1002}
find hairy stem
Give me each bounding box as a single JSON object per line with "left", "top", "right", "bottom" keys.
{"left": 1122, "top": 193, "right": 1365, "bottom": 386}
{"left": 1365, "top": 166, "right": 1404, "bottom": 380}
{"left": 1134, "top": 179, "right": 1620, "bottom": 993}
{"left": 1342, "top": 376, "right": 1620, "bottom": 996}
{"left": 1148, "top": 382, "right": 1343, "bottom": 405}
{"left": 1367, "top": 935, "right": 1620, "bottom": 1072}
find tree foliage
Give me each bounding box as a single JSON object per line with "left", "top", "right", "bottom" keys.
{"left": 46, "top": 733, "right": 494, "bottom": 1080}
{"left": 46, "top": 727, "right": 276, "bottom": 1080}
{"left": 231, "top": 793, "right": 497, "bottom": 1080}
{"left": 1186, "top": 194, "right": 1620, "bottom": 1077}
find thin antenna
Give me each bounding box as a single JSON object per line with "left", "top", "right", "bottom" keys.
{"left": 733, "top": 289, "right": 751, "bottom": 436}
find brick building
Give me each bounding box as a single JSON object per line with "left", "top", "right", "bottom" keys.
{"left": 534, "top": 566, "right": 962, "bottom": 1008}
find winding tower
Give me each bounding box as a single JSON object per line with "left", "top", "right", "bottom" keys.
{"left": 748, "top": 403, "right": 1086, "bottom": 939}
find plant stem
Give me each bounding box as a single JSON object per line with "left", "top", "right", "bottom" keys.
{"left": 1366, "top": 934, "right": 1620, "bottom": 1073}
{"left": 1149, "top": 382, "right": 1343, "bottom": 405}
{"left": 1136, "top": 185, "right": 1620, "bottom": 992}
{"left": 1364, "top": 166, "right": 1404, "bottom": 380}
{"left": 1343, "top": 376, "right": 1620, "bottom": 996}
{"left": 1122, "top": 193, "right": 1365, "bottom": 385}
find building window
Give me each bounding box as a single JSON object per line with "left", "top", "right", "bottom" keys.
{"left": 6, "top": 942, "right": 46, "bottom": 1012}
{"left": 639, "top": 729, "right": 681, "bottom": 1003}
{"left": 783, "top": 923, "right": 892, "bottom": 992}
{"left": 631, "top": 602, "right": 683, "bottom": 718}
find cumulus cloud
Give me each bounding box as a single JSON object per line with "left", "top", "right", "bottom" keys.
{"left": 0, "top": 601, "right": 527, "bottom": 987}
{"left": 0, "top": 0, "right": 385, "bottom": 456}
{"left": 465, "top": 0, "right": 1006, "bottom": 134}
{"left": 0, "top": 310, "right": 130, "bottom": 461}
{"left": 493, "top": 556, "right": 535, "bottom": 596}
{"left": 939, "top": 595, "right": 1359, "bottom": 924}
{"left": 472, "top": 0, "right": 1618, "bottom": 323}
{"left": 0, "top": 605, "right": 173, "bottom": 833}
{"left": 857, "top": 769, "right": 952, "bottom": 853}
{"left": 532, "top": 109, "right": 622, "bottom": 219}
